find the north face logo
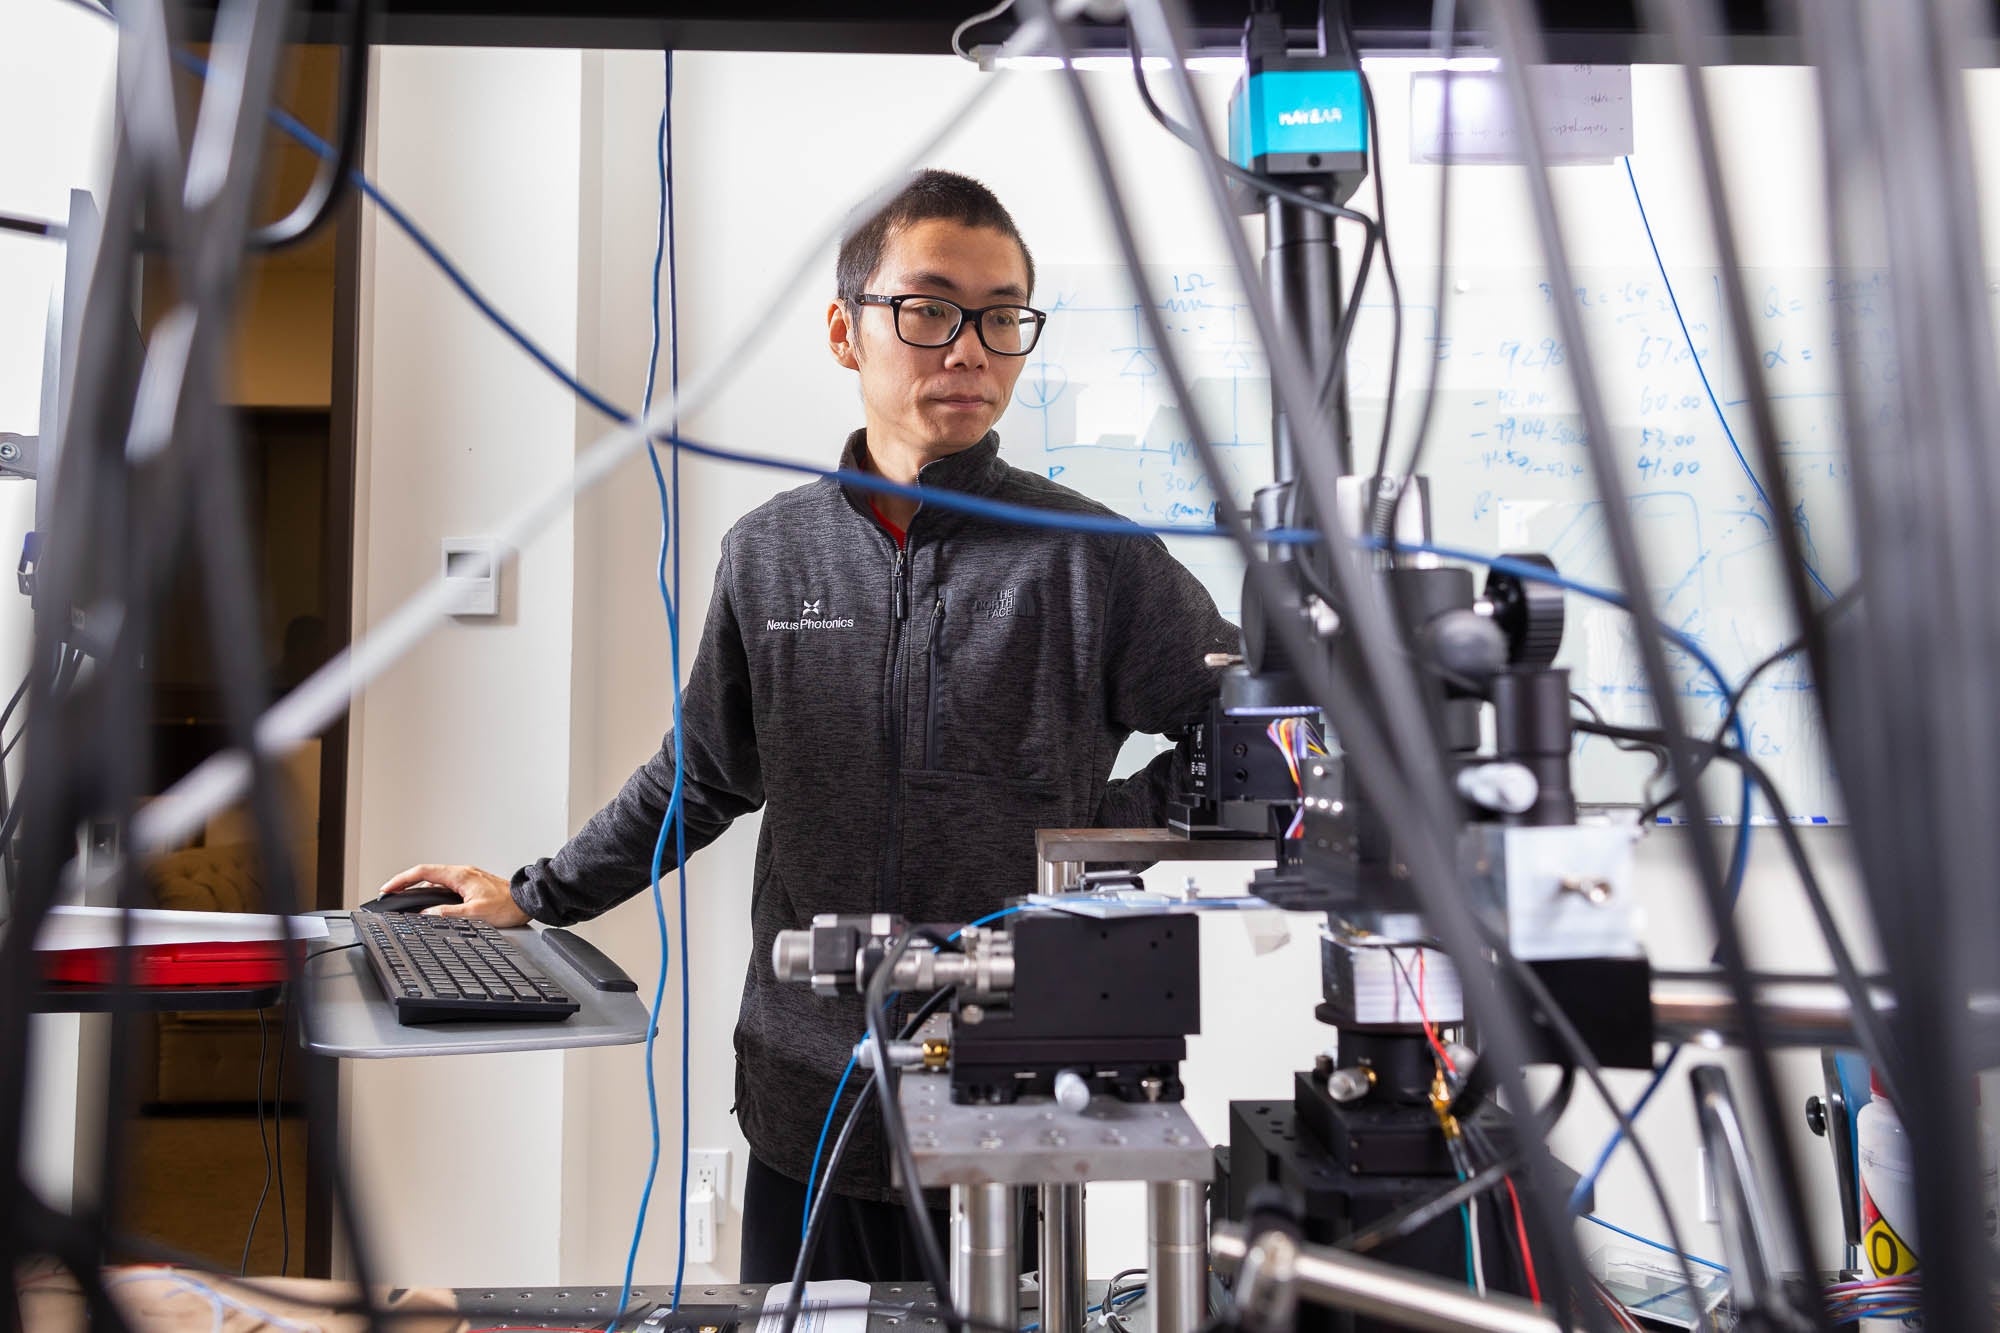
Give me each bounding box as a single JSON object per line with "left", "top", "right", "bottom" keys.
{"left": 802, "top": 598, "right": 823, "bottom": 616}
{"left": 970, "top": 587, "right": 1037, "bottom": 619}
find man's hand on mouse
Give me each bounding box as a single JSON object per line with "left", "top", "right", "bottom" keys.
{"left": 376, "top": 864, "right": 530, "bottom": 928}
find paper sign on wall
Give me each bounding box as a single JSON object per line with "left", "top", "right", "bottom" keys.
{"left": 1410, "top": 65, "right": 1634, "bottom": 164}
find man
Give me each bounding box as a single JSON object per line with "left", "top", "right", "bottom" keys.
{"left": 377, "top": 170, "right": 1237, "bottom": 1281}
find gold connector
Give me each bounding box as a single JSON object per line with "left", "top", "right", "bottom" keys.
{"left": 922, "top": 1037, "right": 950, "bottom": 1070}
{"left": 1428, "top": 1068, "right": 1461, "bottom": 1140}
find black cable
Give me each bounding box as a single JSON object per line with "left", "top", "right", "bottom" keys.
{"left": 0, "top": 646, "right": 79, "bottom": 865}
{"left": 1487, "top": 944, "right": 1709, "bottom": 1332}
{"left": 1383, "top": 0, "right": 1458, "bottom": 538}
{"left": 1570, "top": 692, "right": 1669, "bottom": 777}
{"left": 1569, "top": 712, "right": 1899, "bottom": 1091}
{"left": 1536, "top": 1062, "right": 1577, "bottom": 1133}
{"left": 1124, "top": 31, "right": 1377, "bottom": 235}
{"left": 1124, "top": 26, "right": 1385, "bottom": 437}
{"left": 1799, "top": 3, "right": 1999, "bottom": 1318}
{"left": 1571, "top": 699, "right": 1751, "bottom": 891}
{"left": 273, "top": 1003, "right": 291, "bottom": 1276}
{"left": 1457, "top": 1120, "right": 1537, "bottom": 1296}
{"left": 1341, "top": 928, "right": 1691, "bottom": 1320}
{"left": 305, "top": 940, "right": 362, "bottom": 963}
{"left": 0, "top": 666, "right": 34, "bottom": 746}
{"left": 1482, "top": 0, "right": 1820, "bottom": 1293}
{"left": 0, "top": 212, "right": 65, "bottom": 240}
{"left": 1310, "top": 226, "right": 1382, "bottom": 422}
{"left": 1350, "top": 44, "right": 1404, "bottom": 491}
{"left": 1061, "top": 11, "right": 1597, "bottom": 1323}
{"left": 777, "top": 1303, "right": 1018, "bottom": 1333}
{"left": 776, "top": 1304, "right": 1017, "bottom": 1333}
{"left": 0, "top": 648, "right": 84, "bottom": 868}
{"left": 865, "top": 931, "right": 958, "bottom": 1327}
{"left": 782, "top": 985, "right": 958, "bottom": 1333}
{"left": 247, "top": 0, "right": 372, "bottom": 251}
{"left": 0, "top": 663, "right": 31, "bottom": 900}
{"left": 1104, "top": 1268, "right": 1147, "bottom": 1303}
{"left": 1103, "top": 1268, "right": 1147, "bottom": 1333}
{"left": 240, "top": 1007, "right": 274, "bottom": 1275}
{"left": 1710, "top": 746, "right": 1899, "bottom": 1097}
{"left": 1343, "top": 1158, "right": 1516, "bottom": 1255}
{"left": 1637, "top": 587, "right": 1859, "bottom": 826}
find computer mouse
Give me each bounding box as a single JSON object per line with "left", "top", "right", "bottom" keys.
{"left": 359, "top": 885, "right": 463, "bottom": 913}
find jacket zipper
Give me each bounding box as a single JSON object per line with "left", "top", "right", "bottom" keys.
{"left": 924, "top": 594, "right": 945, "bottom": 771}
{"left": 879, "top": 545, "right": 910, "bottom": 914}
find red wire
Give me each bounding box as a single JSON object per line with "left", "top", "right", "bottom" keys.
{"left": 1414, "top": 950, "right": 1456, "bottom": 1073}
{"left": 1502, "top": 1177, "right": 1541, "bottom": 1306}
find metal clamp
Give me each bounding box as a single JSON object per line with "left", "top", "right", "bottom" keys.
{"left": 0, "top": 434, "right": 37, "bottom": 481}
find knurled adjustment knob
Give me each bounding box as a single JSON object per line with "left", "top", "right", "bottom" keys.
{"left": 1484, "top": 553, "right": 1566, "bottom": 667}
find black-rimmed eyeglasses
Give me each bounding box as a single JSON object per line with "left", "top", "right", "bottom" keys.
{"left": 852, "top": 293, "right": 1048, "bottom": 356}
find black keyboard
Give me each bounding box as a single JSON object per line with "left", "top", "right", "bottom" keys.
{"left": 351, "top": 911, "right": 580, "bottom": 1024}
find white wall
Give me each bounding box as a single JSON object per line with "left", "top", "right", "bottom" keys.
{"left": 345, "top": 44, "right": 592, "bottom": 1287}
{"left": 343, "top": 47, "right": 1948, "bottom": 1288}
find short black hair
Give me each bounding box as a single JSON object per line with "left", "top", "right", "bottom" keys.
{"left": 835, "top": 169, "right": 1036, "bottom": 303}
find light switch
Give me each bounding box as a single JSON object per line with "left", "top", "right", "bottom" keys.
{"left": 442, "top": 538, "right": 500, "bottom": 616}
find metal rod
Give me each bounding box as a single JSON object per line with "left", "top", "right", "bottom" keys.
{"left": 1038, "top": 1184, "right": 1086, "bottom": 1333}
{"left": 951, "top": 1185, "right": 969, "bottom": 1303}
{"left": 1211, "top": 1224, "right": 1558, "bottom": 1333}
{"left": 1263, "top": 195, "right": 1348, "bottom": 481}
{"left": 1147, "top": 1180, "right": 1206, "bottom": 1333}
{"left": 957, "top": 1182, "right": 1018, "bottom": 1333}
{"left": 1650, "top": 975, "right": 1929, "bottom": 1048}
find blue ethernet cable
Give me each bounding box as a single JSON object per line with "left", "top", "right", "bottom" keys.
{"left": 171, "top": 58, "right": 1326, "bottom": 549}
{"left": 166, "top": 47, "right": 632, "bottom": 428}
{"left": 611, "top": 50, "right": 689, "bottom": 1331}
{"left": 664, "top": 48, "right": 694, "bottom": 1314}
{"left": 1567, "top": 1044, "right": 1682, "bottom": 1216}
{"left": 1622, "top": 156, "right": 1836, "bottom": 604}
{"left": 1580, "top": 1213, "right": 1728, "bottom": 1274}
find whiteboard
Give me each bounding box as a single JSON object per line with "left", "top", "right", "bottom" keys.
{"left": 669, "top": 58, "right": 2000, "bottom": 822}
{"left": 996, "top": 255, "right": 1884, "bottom": 821}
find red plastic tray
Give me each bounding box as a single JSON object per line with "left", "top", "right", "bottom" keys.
{"left": 41, "top": 939, "right": 307, "bottom": 987}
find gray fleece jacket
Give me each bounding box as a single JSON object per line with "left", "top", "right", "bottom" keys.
{"left": 510, "top": 431, "right": 1237, "bottom": 1201}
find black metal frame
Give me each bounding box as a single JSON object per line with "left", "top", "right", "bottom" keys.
{"left": 164, "top": 0, "right": 1960, "bottom": 61}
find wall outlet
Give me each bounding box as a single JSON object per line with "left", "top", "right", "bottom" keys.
{"left": 690, "top": 1149, "right": 731, "bottom": 1200}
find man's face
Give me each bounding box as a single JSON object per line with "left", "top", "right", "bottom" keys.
{"left": 828, "top": 218, "right": 1033, "bottom": 461}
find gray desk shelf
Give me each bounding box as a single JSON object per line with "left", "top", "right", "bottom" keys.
{"left": 300, "top": 916, "right": 651, "bottom": 1058}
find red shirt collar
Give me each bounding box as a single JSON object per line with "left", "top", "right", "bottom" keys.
{"left": 869, "top": 498, "right": 907, "bottom": 549}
